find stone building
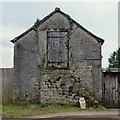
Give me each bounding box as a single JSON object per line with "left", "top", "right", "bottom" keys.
{"left": 11, "top": 8, "right": 104, "bottom": 105}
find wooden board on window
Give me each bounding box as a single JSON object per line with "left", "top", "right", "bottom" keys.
{"left": 47, "top": 29, "right": 68, "bottom": 68}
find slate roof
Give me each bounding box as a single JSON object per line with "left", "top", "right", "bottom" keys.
{"left": 11, "top": 7, "right": 104, "bottom": 44}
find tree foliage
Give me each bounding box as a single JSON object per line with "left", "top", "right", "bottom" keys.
{"left": 108, "top": 48, "right": 120, "bottom": 68}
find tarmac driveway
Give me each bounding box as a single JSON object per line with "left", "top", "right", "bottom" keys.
{"left": 2, "top": 117, "right": 120, "bottom": 120}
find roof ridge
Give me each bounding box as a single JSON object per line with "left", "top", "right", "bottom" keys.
{"left": 11, "top": 7, "right": 104, "bottom": 44}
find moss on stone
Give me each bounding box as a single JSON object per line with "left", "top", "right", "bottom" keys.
{"left": 69, "top": 75, "right": 76, "bottom": 79}
{"left": 62, "top": 90, "right": 65, "bottom": 95}
{"left": 60, "top": 83, "right": 65, "bottom": 87}
{"left": 35, "top": 30, "right": 39, "bottom": 44}
{"left": 42, "top": 58, "right": 45, "bottom": 63}
{"left": 68, "top": 86, "right": 73, "bottom": 93}
{"left": 76, "top": 91, "right": 80, "bottom": 96}
{"left": 33, "top": 18, "right": 40, "bottom": 44}
{"left": 38, "top": 64, "right": 44, "bottom": 71}
{"left": 87, "top": 99, "right": 100, "bottom": 108}
{"left": 69, "top": 75, "right": 80, "bottom": 84}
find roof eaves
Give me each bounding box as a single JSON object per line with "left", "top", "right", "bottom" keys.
{"left": 11, "top": 27, "right": 33, "bottom": 43}
{"left": 71, "top": 19, "right": 104, "bottom": 44}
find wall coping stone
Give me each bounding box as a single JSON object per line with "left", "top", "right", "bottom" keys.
{"left": 102, "top": 68, "right": 120, "bottom": 72}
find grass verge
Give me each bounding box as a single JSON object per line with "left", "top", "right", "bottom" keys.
{"left": 0, "top": 105, "right": 2, "bottom": 118}
{"left": 2, "top": 104, "right": 107, "bottom": 118}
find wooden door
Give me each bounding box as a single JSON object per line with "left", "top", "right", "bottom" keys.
{"left": 103, "top": 72, "right": 119, "bottom": 108}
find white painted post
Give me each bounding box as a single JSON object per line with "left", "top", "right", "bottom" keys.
{"left": 79, "top": 97, "right": 86, "bottom": 109}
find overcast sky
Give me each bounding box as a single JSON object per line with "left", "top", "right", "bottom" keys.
{"left": 0, "top": 1, "right": 118, "bottom": 68}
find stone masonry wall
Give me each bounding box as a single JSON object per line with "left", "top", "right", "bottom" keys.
{"left": 41, "top": 70, "right": 96, "bottom": 107}
{"left": 13, "top": 30, "right": 41, "bottom": 103}
{"left": 12, "top": 10, "right": 103, "bottom": 105}
{"left": 1, "top": 68, "right": 13, "bottom": 104}
{"left": 38, "top": 12, "right": 102, "bottom": 101}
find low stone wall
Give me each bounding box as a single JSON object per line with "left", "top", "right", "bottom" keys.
{"left": 1, "top": 68, "right": 99, "bottom": 106}
{"left": 1, "top": 68, "right": 13, "bottom": 104}
{"left": 2, "top": 67, "right": 112, "bottom": 106}
{"left": 0, "top": 69, "right": 2, "bottom": 104}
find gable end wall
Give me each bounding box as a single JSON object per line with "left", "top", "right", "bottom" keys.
{"left": 13, "top": 12, "right": 102, "bottom": 104}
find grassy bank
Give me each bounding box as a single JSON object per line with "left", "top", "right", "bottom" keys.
{"left": 0, "top": 105, "right": 2, "bottom": 118}
{"left": 2, "top": 104, "right": 107, "bottom": 118}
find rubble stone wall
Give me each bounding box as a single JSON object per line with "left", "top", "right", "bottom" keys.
{"left": 9, "top": 12, "right": 102, "bottom": 105}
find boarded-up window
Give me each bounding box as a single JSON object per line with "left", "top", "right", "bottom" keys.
{"left": 47, "top": 29, "right": 68, "bottom": 68}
